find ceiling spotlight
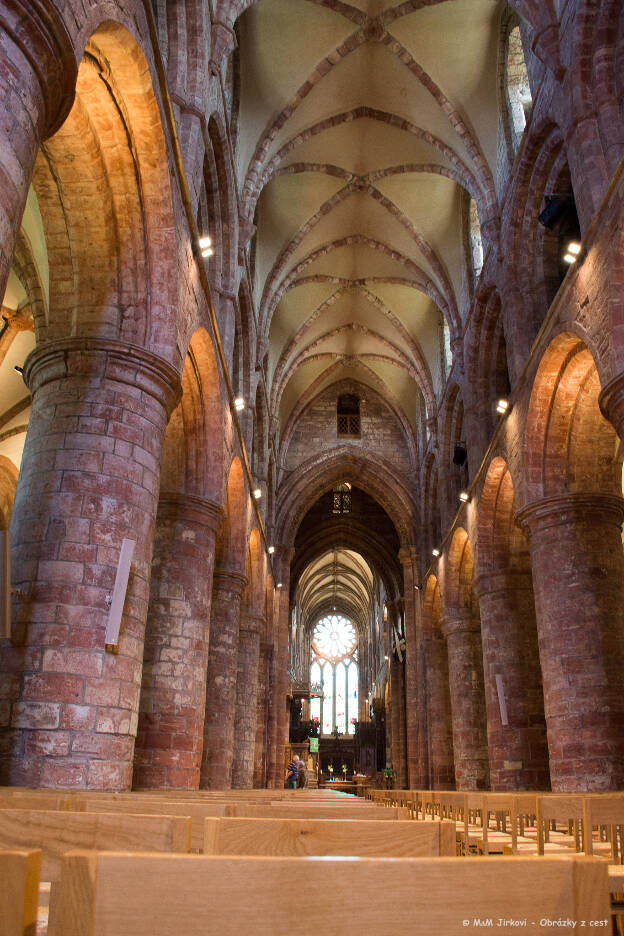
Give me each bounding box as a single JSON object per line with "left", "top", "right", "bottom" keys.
{"left": 234, "top": 397, "right": 245, "bottom": 412}
{"left": 432, "top": 548, "right": 440, "bottom": 558}
{"left": 459, "top": 491, "right": 469, "bottom": 503}
{"left": 496, "top": 398, "right": 509, "bottom": 415}
{"left": 13, "top": 365, "right": 23, "bottom": 374}
{"left": 253, "top": 488, "right": 262, "bottom": 500}
{"left": 268, "top": 546, "right": 275, "bottom": 555}
{"left": 199, "top": 235, "right": 213, "bottom": 257}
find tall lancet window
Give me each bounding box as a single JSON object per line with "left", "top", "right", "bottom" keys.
{"left": 310, "top": 615, "right": 358, "bottom": 735}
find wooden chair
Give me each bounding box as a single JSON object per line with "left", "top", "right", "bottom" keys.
{"left": 48, "top": 852, "right": 610, "bottom": 936}
{"left": 203, "top": 817, "right": 456, "bottom": 856}
{"left": 0, "top": 849, "right": 41, "bottom": 936}
{"left": 583, "top": 796, "right": 624, "bottom": 862}
{"left": 0, "top": 809, "right": 190, "bottom": 881}
{"left": 536, "top": 795, "right": 584, "bottom": 855}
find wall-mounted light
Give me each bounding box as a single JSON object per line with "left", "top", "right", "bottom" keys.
{"left": 13, "top": 365, "right": 23, "bottom": 375}
{"left": 459, "top": 491, "right": 469, "bottom": 503}
{"left": 563, "top": 240, "right": 581, "bottom": 264}
{"left": 253, "top": 488, "right": 262, "bottom": 500}
{"left": 199, "top": 235, "right": 213, "bottom": 258}
{"left": 276, "top": 583, "right": 283, "bottom": 589}
{"left": 234, "top": 398, "right": 245, "bottom": 413}
{"left": 384, "top": 655, "right": 389, "bottom": 661}
{"left": 432, "top": 548, "right": 440, "bottom": 558}
{"left": 268, "top": 546, "right": 275, "bottom": 555}
{"left": 496, "top": 398, "right": 509, "bottom": 415}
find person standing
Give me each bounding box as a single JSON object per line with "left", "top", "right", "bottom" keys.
{"left": 285, "top": 754, "right": 299, "bottom": 789}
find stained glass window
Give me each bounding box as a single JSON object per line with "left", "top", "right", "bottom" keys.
{"left": 310, "top": 615, "right": 358, "bottom": 735}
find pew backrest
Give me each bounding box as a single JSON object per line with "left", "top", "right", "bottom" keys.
{"left": 48, "top": 852, "right": 610, "bottom": 936}
{"left": 0, "top": 809, "right": 190, "bottom": 881}
{"left": 224, "top": 804, "right": 408, "bottom": 820}
{"left": 0, "top": 849, "right": 41, "bottom": 936}
{"left": 203, "top": 817, "right": 456, "bottom": 857}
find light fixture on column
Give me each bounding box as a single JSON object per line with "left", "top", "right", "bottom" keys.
{"left": 384, "top": 655, "right": 389, "bottom": 661}
{"left": 276, "top": 583, "right": 283, "bottom": 589}
{"left": 496, "top": 398, "right": 509, "bottom": 415}
{"left": 563, "top": 240, "right": 581, "bottom": 264}
{"left": 234, "top": 397, "right": 245, "bottom": 412}
{"left": 268, "top": 546, "right": 275, "bottom": 555}
{"left": 432, "top": 548, "right": 440, "bottom": 558}
{"left": 253, "top": 488, "right": 262, "bottom": 500}
{"left": 459, "top": 490, "right": 469, "bottom": 503}
{"left": 199, "top": 235, "right": 213, "bottom": 258}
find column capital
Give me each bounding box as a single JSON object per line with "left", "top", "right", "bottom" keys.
{"left": 1, "top": 0, "right": 77, "bottom": 137}
{"left": 22, "top": 338, "right": 182, "bottom": 416}
{"left": 441, "top": 610, "right": 480, "bottom": 639}
{"left": 599, "top": 373, "right": 624, "bottom": 443}
{"left": 213, "top": 568, "right": 248, "bottom": 595}
{"left": 157, "top": 494, "right": 224, "bottom": 534}
{"left": 398, "top": 545, "right": 418, "bottom": 567}
{"left": 516, "top": 492, "right": 624, "bottom": 534}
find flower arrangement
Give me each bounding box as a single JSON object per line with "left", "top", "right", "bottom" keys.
{"left": 342, "top": 763, "right": 348, "bottom": 776}
{"left": 328, "top": 764, "right": 334, "bottom": 774}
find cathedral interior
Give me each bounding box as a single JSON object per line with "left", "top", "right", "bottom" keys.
{"left": 1, "top": 0, "right": 624, "bottom": 811}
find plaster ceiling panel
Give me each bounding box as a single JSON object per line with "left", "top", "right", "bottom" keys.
{"left": 237, "top": 0, "right": 354, "bottom": 181}
{"left": 0, "top": 431, "right": 28, "bottom": 473}
{"left": 255, "top": 172, "right": 345, "bottom": 295}
{"left": 300, "top": 242, "right": 410, "bottom": 281}
{"left": 363, "top": 357, "right": 421, "bottom": 429}
{"left": 280, "top": 288, "right": 407, "bottom": 357}
{"left": 374, "top": 172, "right": 465, "bottom": 299}
{"left": 279, "top": 357, "right": 337, "bottom": 428}
{"left": 268, "top": 281, "right": 343, "bottom": 378}
{"left": 298, "top": 326, "right": 404, "bottom": 364}
{"left": 280, "top": 190, "right": 439, "bottom": 286}
{"left": 1, "top": 270, "right": 27, "bottom": 311}
{"left": 388, "top": 0, "right": 501, "bottom": 173}
{"left": 265, "top": 42, "right": 473, "bottom": 169}
{"left": 278, "top": 117, "right": 457, "bottom": 177}
{"left": 366, "top": 282, "right": 443, "bottom": 394}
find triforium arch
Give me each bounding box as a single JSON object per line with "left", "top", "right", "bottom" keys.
{"left": 440, "top": 527, "right": 489, "bottom": 791}
{"left": 519, "top": 332, "right": 624, "bottom": 790}
{"left": 475, "top": 456, "right": 549, "bottom": 791}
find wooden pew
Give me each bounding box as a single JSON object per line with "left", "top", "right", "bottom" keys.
{"left": 203, "top": 817, "right": 456, "bottom": 857}
{"left": 0, "top": 809, "right": 190, "bottom": 881}
{"left": 49, "top": 852, "right": 610, "bottom": 936}
{"left": 224, "top": 804, "right": 409, "bottom": 819}
{"left": 0, "top": 849, "right": 41, "bottom": 936}
{"left": 583, "top": 795, "right": 624, "bottom": 861}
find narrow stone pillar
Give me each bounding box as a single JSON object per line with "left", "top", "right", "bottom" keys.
{"left": 1, "top": 339, "right": 180, "bottom": 788}
{"left": 389, "top": 658, "right": 407, "bottom": 787}
{"left": 441, "top": 611, "right": 490, "bottom": 790}
{"left": 253, "top": 636, "right": 271, "bottom": 787}
{"left": 400, "top": 547, "right": 424, "bottom": 787}
{"left": 268, "top": 548, "right": 293, "bottom": 788}
{"left": 200, "top": 569, "right": 247, "bottom": 789}
{"left": 517, "top": 494, "right": 624, "bottom": 790}
{"left": 0, "top": 2, "right": 76, "bottom": 303}
{"left": 474, "top": 569, "right": 550, "bottom": 791}
{"left": 133, "top": 495, "right": 223, "bottom": 789}
{"left": 231, "top": 612, "right": 264, "bottom": 788}
{"left": 423, "top": 631, "right": 455, "bottom": 788}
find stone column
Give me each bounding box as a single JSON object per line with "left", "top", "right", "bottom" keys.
{"left": 442, "top": 611, "right": 490, "bottom": 790}
{"left": 231, "top": 611, "right": 264, "bottom": 788}
{"left": 0, "top": 1, "right": 76, "bottom": 303}
{"left": 517, "top": 493, "right": 624, "bottom": 791}
{"left": 200, "top": 568, "right": 247, "bottom": 789}
{"left": 389, "top": 658, "right": 407, "bottom": 787}
{"left": 268, "top": 548, "right": 293, "bottom": 787}
{"left": 400, "top": 547, "right": 425, "bottom": 787}
{"left": 253, "top": 634, "right": 271, "bottom": 787}
{"left": 423, "top": 630, "right": 455, "bottom": 788}
{"left": 1, "top": 339, "right": 180, "bottom": 788}
{"left": 133, "top": 495, "right": 223, "bottom": 790}
{"left": 474, "top": 569, "right": 550, "bottom": 791}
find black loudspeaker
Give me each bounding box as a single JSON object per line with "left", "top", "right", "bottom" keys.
{"left": 453, "top": 442, "right": 467, "bottom": 466}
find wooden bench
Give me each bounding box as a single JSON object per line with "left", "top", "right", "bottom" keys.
{"left": 0, "top": 849, "right": 41, "bottom": 936}
{"left": 48, "top": 853, "right": 610, "bottom": 936}
{"left": 0, "top": 809, "right": 190, "bottom": 881}
{"left": 223, "top": 804, "right": 408, "bottom": 820}
{"left": 203, "top": 817, "right": 456, "bottom": 856}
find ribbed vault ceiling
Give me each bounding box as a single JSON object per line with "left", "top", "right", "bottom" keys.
{"left": 239, "top": 0, "right": 502, "bottom": 435}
